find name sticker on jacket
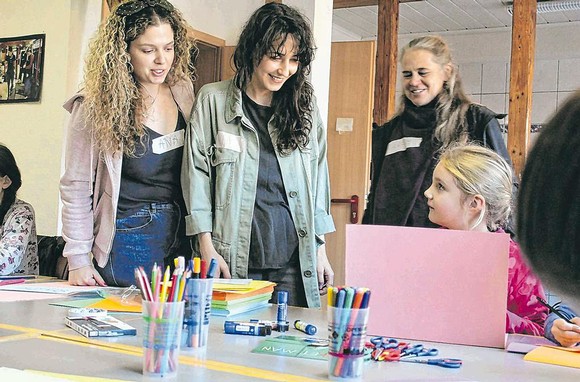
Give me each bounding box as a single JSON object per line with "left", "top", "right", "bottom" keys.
{"left": 216, "top": 131, "right": 245, "bottom": 152}
{"left": 152, "top": 129, "right": 185, "bottom": 154}
{"left": 385, "top": 137, "right": 422, "bottom": 157}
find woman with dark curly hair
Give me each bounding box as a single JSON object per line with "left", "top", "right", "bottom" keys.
{"left": 61, "top": 0, "right": 196, "bottom": 286}
{"left": 182, "top": 3, "right": 335, "bottom": 308}
{"left": 0, "top": 144, "right": 38, "bottom": 276}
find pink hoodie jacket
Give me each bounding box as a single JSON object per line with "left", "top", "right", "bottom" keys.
{"left": 60, "top": 81, "right": 194, "bottom": 271}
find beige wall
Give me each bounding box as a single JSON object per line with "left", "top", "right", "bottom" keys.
{"left": 0, "top": 0, "right": 73, "bottom": 235}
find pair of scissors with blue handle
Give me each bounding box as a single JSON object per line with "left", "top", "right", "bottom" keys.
{"left": 401, "top": 344, "right": 439, "bottom": 358}
{"left": 400, "top": 358, "right": 462, "bottom": 368}
{"left": 369, "top": 336, "right": 400, "bottom": 350}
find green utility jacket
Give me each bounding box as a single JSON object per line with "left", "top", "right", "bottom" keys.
{"left": 182, "top": 80, "right": 335, "bottom": 308}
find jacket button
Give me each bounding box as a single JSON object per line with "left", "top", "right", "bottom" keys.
{"left": 289, "top": 191, "right": 298, "bottom": 198}
{"left": 298, "top": 229, "right": 307, "bottom": 237}
{"left": 304, "top": 270, "right": 312, "bottom": 277}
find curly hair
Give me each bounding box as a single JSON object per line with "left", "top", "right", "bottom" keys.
{"left": 233, "top": 3, "right": 315, "bottom": 155}
{"left": 398, "top": 35, "right": 472, "bottom": 149}
{"left": 0, "top": 144, "right": 22, "bottom": 224}
{"left": 82, "top": 1, "right": 195, "bottom": 156}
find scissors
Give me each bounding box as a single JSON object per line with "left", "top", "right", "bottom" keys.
{"left": 400, "top": 344, "right": 439, "bottom": 358}
{"left": 368, "top": 337, "right": 409, "bottom": 362}
{"left": 369, "top": 336, "right": 404, "bottom": 350}
{"left": 399, "top": 358, "right": 462, "bottom": 368}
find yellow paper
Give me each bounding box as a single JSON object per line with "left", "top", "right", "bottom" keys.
{"left": 88, "top": 297, "right": 141, "bottom": 313}
{"left": 524, "top": 345, "right": 580, "bottom": 368}
{"left": 212, "top": 280, "right": 275, "bottom": 293}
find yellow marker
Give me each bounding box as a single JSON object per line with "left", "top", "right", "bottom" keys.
{"left": 327, "top": 286, "right": 334, "bottom": 307}
{"left": 159, "top": 266, "right": 170, "bottom": 303}
{"left": 193, "top": 257, "right": 201, "bottom": 277}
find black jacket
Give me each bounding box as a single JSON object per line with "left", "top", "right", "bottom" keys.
{"left": 362, "top": 103, "right": 515, "bottom": 226}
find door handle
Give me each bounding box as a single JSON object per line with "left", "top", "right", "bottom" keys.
{"left": 331, "top": 195, "right": 359, "bottom": 224}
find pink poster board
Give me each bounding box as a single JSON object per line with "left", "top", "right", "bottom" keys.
{"left": 345, "top": 225, "right": 509, "bottom": 348}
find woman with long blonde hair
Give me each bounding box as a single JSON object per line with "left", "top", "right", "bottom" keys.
{"left": 61, "top": 0, "right": 196, "bottom": 286}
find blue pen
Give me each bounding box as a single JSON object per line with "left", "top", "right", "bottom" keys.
{"left": 206, "top": 258, "right": 218, "bottom": 278}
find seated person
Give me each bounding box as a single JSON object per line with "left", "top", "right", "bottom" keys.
{"left": 424, "top": 144, "right": 547, "bottom": 335}
{"left": 0, "top": 144, "right": 38, "bottom": 275}
{"left": 517, "top": 90, "right": 580, "bottom": 314}
{"left": 544, "top": 303, "right": 580, "bottom": 347}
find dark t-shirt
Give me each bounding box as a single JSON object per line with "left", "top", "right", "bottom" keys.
{"left": 117, "top": 112, "right": 186, "bottom": 218}
{"left": 243, "top": 93, "right": 299, "bottom": 269}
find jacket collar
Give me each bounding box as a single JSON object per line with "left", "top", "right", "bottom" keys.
{"left": 225, "top": 80, "right": 244, "bottom": 124}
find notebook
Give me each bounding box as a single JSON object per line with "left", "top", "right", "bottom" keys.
{"left": 345, "top": 224, "right": 510, "bottom": 348}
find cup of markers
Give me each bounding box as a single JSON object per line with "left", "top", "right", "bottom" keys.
{"left": 327, "top": 286, "right": 371, "bottom": 380}
{"left": 135, "top": 262, "right": 188, "bottom": 378}
{"left": 182, "top": 257, "right": 217, "bottom": 350}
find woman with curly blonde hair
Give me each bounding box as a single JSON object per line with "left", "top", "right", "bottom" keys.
{"left": 61, "top": 0, "right": 196, "bottom": 286}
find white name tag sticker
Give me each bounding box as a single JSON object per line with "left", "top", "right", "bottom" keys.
{"left": 216, "top": 131, "right": 245, "bottom": 152}
{"left": 385, "top": 137, "right": 423, "bottom": 156}
{"left": 152, "top": 129, "right": 185, "bottom": 154}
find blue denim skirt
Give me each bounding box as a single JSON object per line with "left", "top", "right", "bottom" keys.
{"left": 98, "top": 202, "right": 187, "bottom": 287}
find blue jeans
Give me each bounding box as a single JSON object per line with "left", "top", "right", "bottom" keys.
{"left": 97, "top": 202, "right": 187, "bottom": 287}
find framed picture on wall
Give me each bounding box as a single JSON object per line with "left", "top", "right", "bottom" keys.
{"left": 0, "top": 34, "right": 45, "bottom": 103}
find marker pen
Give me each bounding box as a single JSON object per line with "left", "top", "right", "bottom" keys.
{"left": 294, "top": 320, "right": 317, "bottom": 335}
{"left": 277, "top": 291, "right": 289, "bottom": 332}
{"left": 224, "top": 321, "right": 272, "bottom": 336}
{"left": 250, "top": 319, "right": 279, "bottom": 331}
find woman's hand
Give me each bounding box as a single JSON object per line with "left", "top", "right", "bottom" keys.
{"left": 316, "top": 243, "right": 334, "bottom": 296}
{"left": 198, "top": 232, "right": 231, "bottom": 279}
{"left": 551, "top": 317, "right": 580, "bottom": 347}
{"left": 68, "top": 265, "right": 106, "bottom": 286}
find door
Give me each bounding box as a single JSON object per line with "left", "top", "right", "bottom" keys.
{"left": 326, "top": 41, "right": 375, "bottom": 285}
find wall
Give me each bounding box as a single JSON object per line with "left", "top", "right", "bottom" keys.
{"left": 174, "top": 0, "right": 263, "bottom": 45}
{"left": 0, "top": 0, "right": 75, "bottom": 235}
{"left": 336, "top": 22, "right": 580, "bottom": 127}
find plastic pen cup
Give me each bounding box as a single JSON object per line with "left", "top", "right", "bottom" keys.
{"left": 142, "top": 300, "right": 185, "bottom": 378}
{"left": 182, "top": 278, "right": 214, "bottom": 350}
{"left": 327, "top": 307, "right": 370, "bottom": 380}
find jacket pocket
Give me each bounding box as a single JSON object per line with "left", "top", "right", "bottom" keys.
{"left": 210, "top": 147, "right": 239, "bottom": 210}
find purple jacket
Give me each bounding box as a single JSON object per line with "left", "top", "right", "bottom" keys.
{"left": 60, "top": 81, "right": 194, "bottom": 271}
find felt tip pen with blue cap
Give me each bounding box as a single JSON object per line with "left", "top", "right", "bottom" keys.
{"left": 224, "top": 321, "right": 272, "bottom": 336}
{"left": 277, "top": 291, "right": 289, "bottom": 332}
{"left": 294, "top": 320, "right": 317, "bottom": 335}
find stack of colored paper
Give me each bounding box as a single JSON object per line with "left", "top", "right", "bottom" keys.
{"left": 211, "top": 280, "right": 275, "bottom": 317}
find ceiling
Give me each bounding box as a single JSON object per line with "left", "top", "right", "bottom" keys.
{"left": 333, "top": 0, "right": 580, "bottom": 39}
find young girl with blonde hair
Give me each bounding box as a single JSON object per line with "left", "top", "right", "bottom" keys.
{"left": 424, "top": 144, "right": 547, "bottom": 334}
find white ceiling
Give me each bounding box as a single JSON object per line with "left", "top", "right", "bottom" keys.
{"left": 333, "top": 0, "right": 580, "bottom": 39}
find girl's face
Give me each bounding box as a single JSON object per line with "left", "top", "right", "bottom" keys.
{"left": 128, "top": 22, "right": 175, "bottom": 87}
{"left": 246, "top": 35, "right": 299, "bottom": 104}
{"left": 401, "top": 48, "right": 450, "bottom": 107}
{"left": 424, "top": 163, "right": 472, "bottom": 230}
